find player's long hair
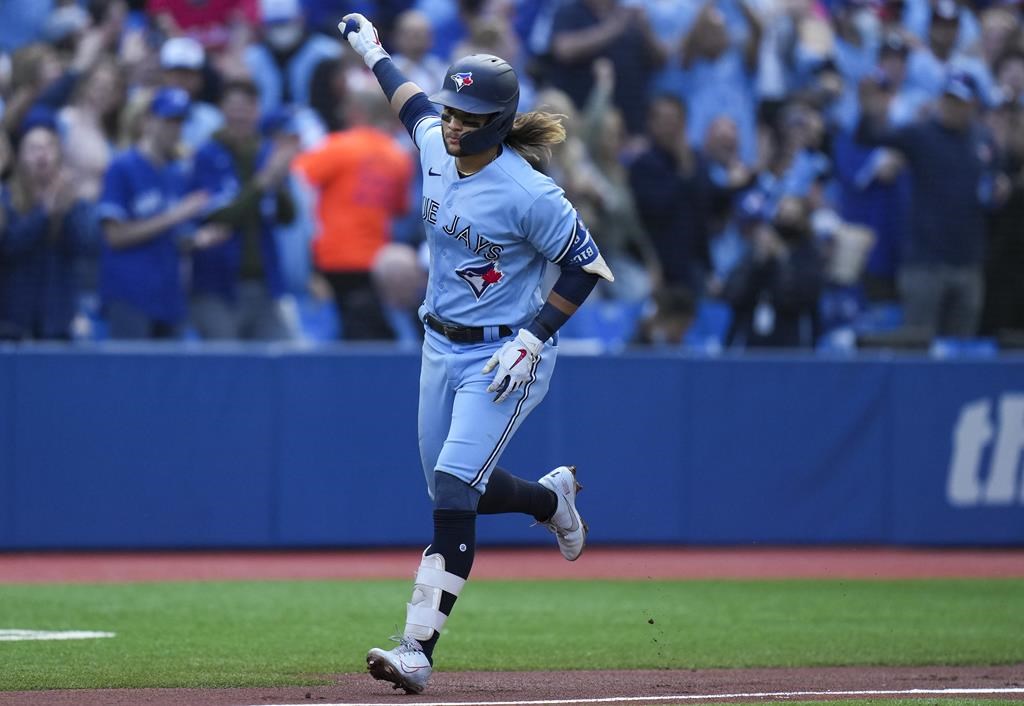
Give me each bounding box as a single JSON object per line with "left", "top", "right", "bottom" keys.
{"left": 505, "top": 111, "right": 566, "bottom": 169}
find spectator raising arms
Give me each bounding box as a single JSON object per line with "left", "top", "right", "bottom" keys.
{"left": 857, "top": 70, "right": 1010, "bottom": 339}
{"left": 0, "top": 110, "right": 98, "bottom": 340}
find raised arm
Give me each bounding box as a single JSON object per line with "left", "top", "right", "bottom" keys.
{"left": 737, "top": 0, "right": 763, "bottom": 74}
{"left": 339, "top": 13, "right": 437, "bottom": 140}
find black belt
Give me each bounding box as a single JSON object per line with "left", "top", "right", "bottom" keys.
{"left": 424, "top": 312, "right": 512, "bottom": 343}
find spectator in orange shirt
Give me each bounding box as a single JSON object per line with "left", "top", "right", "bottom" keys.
{"left": 295, "top": 84, "right": 413, "bottom": 340}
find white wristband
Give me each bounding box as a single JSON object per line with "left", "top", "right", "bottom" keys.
{"left": 364, "top": 45, "right": 389, "bottom": 69}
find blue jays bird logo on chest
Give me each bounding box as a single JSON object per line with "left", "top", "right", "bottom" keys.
{"left": 451, "top": 72, "right": 474, "bottom": 91}
{"left": 456, "top": 263, "right": 503, "bottom": 299}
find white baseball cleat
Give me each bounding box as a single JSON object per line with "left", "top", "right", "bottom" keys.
{"left": 366, "top": 636, "right": 432, "bottom": 694}
{"left": 538, "top": 465, "right": 588, "bottom": 561}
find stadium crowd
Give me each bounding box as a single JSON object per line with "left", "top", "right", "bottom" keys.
{"left": 0, "top": 0, "right": 1022, "bottom": 350}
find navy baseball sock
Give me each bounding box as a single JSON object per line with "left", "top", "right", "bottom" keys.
{"left": 477, "top": 467, "right": 557, "bottom": 522}
{"left": 420, "top": 509, "right": 476, "bottom": 661}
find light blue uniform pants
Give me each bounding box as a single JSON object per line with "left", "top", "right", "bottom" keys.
{"left": 417, "top": 326, "right": 557, "bottom": 499}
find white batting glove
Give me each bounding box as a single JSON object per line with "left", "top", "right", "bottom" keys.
{"left": 482, "top": 329, "right": 544, "bottom": 403}
{"left": 338, "top": 13, "right": 389, "bottom": 69}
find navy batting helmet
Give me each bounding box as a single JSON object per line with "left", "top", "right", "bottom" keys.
{"left": 429, "top": 54, "right": 519, "bottom": 155}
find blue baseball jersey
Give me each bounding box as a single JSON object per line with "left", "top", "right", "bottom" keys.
{"left": 413, "top": 115, "right": 577, "bottom": 328}
{"left": 97, "top": 148, "right": 190, "bottom": 323}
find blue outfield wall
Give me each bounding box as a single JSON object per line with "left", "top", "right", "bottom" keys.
{"left": 1, "top": 344, "right": 1022, "bottom": 549}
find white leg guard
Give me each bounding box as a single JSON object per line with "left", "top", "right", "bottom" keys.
{"left": 404, "top": 550, "right": 466, "bottom": 642}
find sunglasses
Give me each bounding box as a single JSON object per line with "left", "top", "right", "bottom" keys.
{"left": 440, "top": 108, "right": 488, "bottom": 129}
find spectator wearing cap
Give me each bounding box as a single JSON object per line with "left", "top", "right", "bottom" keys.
{"left": 188, "top": 79, "right": 302, "bottom": 340}
{"left": 96, "top": 88, "right": 216, "bottom": 339}
{"left": 857, "top": 69, "right": 1011, "bottom": 338}
{"left": 831, "top": 31, "right": 918, "bottom": 301}
{"left": 263, "top": 105, "right": 317, "bottom": 309}
{"left": 759, "top": 102, "right": 834, "bottom": 209}
{"left": 243, "top": 0, "right": 340, "bottom": 127}
{"left": 904, "top": 0, "right": 997, "bottom": 107}
{"left": 707, "top": 188, "right": 762, "bottom": 289}
{"left": 877, "top": 30, "right": 932, "bottom": 126}
{"left": 0, "top": 108, "right": 98, "bottom": 340}
{"left": 159, "top": 36, "right": 224, "bottom": 151}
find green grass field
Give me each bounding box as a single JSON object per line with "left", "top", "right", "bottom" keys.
{"left": 0, "top": 578, "right": 1021, "bottom": 691}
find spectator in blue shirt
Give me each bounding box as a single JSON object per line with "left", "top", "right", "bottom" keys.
{"left": 0, "top": 109, "right": 97, "bottom": 340}
{"left": 96, "top": 87, "right": 212, "bottom": 340}
{"left": 831, "top": 33, "right": 917, "bottom": 301}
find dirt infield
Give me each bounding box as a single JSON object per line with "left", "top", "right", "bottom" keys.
{"left": 3, "top": 546, "right": 1024, "bottom": 583}
{"left": 2, "top": 547, "right": 1023, "bottom": 705}
{"left": 2, "top": 665, "right": 1023, "bottom": 706}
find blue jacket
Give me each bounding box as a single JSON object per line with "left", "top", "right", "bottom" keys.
{"left": 0, "top": 190, "right": 98, "bottom": 338}
{"left": 832, "top": 130, "right": 912, "bottom": 280}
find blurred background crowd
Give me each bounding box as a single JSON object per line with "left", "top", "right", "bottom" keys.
{"left": 0, "top": 0, "right": 1022, "bottom": 352}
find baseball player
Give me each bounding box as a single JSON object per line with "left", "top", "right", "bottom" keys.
{"left": 340, "top": 13, "right": 614, "bottom": 695}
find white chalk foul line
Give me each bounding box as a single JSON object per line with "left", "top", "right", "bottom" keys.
{"left": 0, "top": 629, "right": 116, "bottom": 642}
{"left": 257, "top": 686, "right": 1024, "bottom": 706}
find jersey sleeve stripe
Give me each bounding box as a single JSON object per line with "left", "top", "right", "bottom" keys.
{"left": 552, "top": 215, "right": 577, "bottom": 264}
{"left": 413, "top": 115, "right": 441, "bottom": 150}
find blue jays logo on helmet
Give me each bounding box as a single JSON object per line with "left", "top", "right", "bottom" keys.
{"left": 451, "top": 72, "right": 474, "bottom": 92}
{"left": 456, "top": 262, "right": 503, "bottom": 299}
